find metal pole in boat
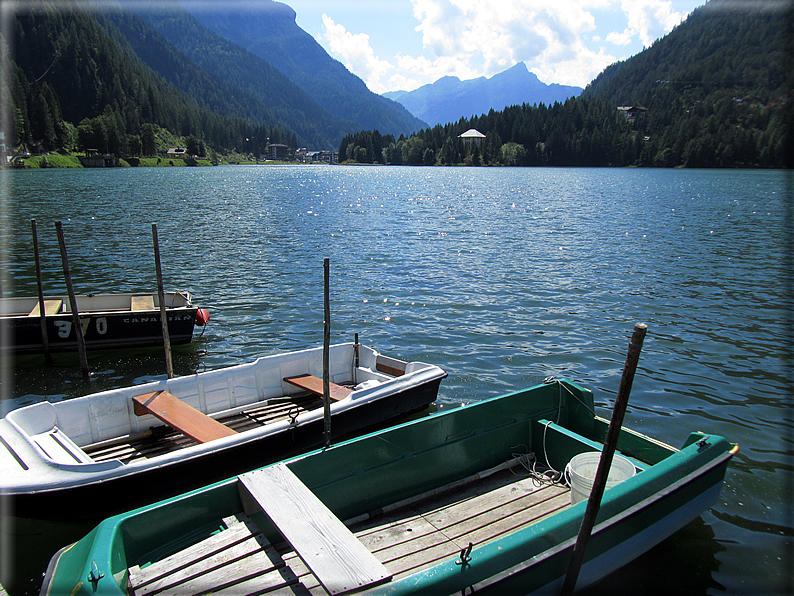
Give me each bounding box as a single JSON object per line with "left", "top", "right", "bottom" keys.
{"left": 151, "top": 223, "right": 174, "bottom": 379}
{"left": 353, "top": 332, "right": 359, "bottom": 385}
{"left": 560, "top": 323, "right": 647, "bottom": 596}
{"left": 323, "top": 257, "right": 332, "bottom": 448}
{"left": 31, "top": 219, "right": 52, "bottom": 363}
{"left": 55, "top": 221, "right": 90, "bottom": 381}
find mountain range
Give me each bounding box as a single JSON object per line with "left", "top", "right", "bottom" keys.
{"left": 384, "top": 63, "right": 583, "bottom": 127}
{"left": 120, "top": 0, "right": 426, "bottom": 147}
{"left": 6, "top": 0, "right": 790, "bottom": 169}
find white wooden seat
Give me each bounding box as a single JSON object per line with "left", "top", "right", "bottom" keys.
{"left": 28, "top": 299, "right": 63, "bottom": 316}
{"left": 131, "top": 295, "right": 155, "bottom": 311}
{"left": 238, "top": 463, "right": 392, "bottom": 595}
{"left": 32, "top": 428, "right": 94, "bottom": 465}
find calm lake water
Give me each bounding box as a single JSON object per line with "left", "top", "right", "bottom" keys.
{"left": 0, "top": 165, "right": 791, "bottom": 595}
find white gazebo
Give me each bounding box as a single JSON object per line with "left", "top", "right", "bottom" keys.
{"left": 458, "top": 128, "right": 486, "bottom": 148}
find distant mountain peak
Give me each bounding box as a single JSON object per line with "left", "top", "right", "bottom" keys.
{"left": 385, "top": 63, "right": 581, "bottom": 127}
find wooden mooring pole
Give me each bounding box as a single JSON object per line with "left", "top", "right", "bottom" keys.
{"left": 31, "top": 219, "right": 52, "bottom": 363}
{"left": 561, "top": 322, "right": 647, "bottom": 595}
{"left": 55, "top": 221, "right": 90, "bottom": 382}
{"left": 323, "top": 257, "right": 331, "bottom": 449}
{"left": 151, "top": 224, "right": 174, "bottom": 379}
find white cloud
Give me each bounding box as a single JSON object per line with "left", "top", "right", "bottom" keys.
{"left": 618, "top": 0, "right": 684, "bottom": 47}
{"left": 606, "top": 29, "right": 634, "bottom": 45}
{"left": 320, "top": 0, "right": 691, "bottom": 92}
{"left": 321, "top": 14, "right": 394, "bottom": 93}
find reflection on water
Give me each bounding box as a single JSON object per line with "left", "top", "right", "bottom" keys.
{"left": 1, "top": 166, "right": 790, "bottom": 595}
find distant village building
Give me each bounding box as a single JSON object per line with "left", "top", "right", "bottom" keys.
{"left": 458, "top": 129, "right": 486, "bottom": 148}
{"left": 617, "top": 106, "right": 647, "bottom": 121}
{"left": 79, "top": 149, "right": 116, "bottom": 167}
{"left": 297, "top": 149, "right": 337, "bottom": 164}
{"left": 167, "top": 147, "right": 189, "bottom": 159}
{"left": 265, "top": 143, "right": 290, "bottom": 161}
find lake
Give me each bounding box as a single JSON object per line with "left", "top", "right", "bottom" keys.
{"left": 1, "top": 165, "right": 790, "bottom": 595}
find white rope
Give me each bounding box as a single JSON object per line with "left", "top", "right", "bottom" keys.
{"left": 507, "top": 445, "right": 563, "bottom": 487}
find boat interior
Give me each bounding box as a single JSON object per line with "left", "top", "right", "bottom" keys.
{"left": 127, "top": 458, "right": 573, "bottom": 596}
{"left": 0, "top": 292, "right": 191, "bottom": 317}
{"left": 85, "top": 391, "right": 328, "bottom": 465}
{"left": 6, "top": 349, "right": 412, "bottom": 469}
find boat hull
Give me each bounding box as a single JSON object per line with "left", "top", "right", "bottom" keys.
{"left": 0, "top": 293, "right": 200, "bottom": 354}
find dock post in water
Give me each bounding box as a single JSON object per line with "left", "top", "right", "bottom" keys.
{"left": 55, "top": 221, "right": 90, "bottom": 381}
{"left": 151, "top": 224, "right": 174, "bottom": 379}
{"left": 31, "top": 219, "right": 52, "bottom": 362}
{"left": 561, "top": 322, "right": 648, "bottom": 595}
{"left": 323, "top": 257, "right": 331, "bottom": 449}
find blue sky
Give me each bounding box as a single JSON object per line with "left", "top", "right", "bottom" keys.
{"left": 285, "top": 0, "right": 706, "bottom": 93}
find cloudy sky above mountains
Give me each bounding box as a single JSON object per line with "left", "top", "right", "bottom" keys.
{"left": 288, "top": 0, "right": 704, "bottom": 93}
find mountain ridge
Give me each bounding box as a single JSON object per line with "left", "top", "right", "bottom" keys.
{"left": 384, "top": 62, "right": 582, "bottom": 126}
{"left": 177, "top": 0, "right": 427, "bottom": 136}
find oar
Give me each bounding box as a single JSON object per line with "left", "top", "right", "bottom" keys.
{"left": 561, "top": 322, "right": 648, "bottom": 595}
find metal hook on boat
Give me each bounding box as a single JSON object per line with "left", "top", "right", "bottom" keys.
{"left": 456, "top": 542, "right": 474, "bottom": 567}
{"left": 88, "top": 560, "right": 104, "bottom": 589}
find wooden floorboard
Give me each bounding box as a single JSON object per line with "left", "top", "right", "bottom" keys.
{"left": 275, "top": 470, "right": 572, "bottom": 594}
{"left": 129, "top": 515, "right": 295, "bottom": 596}
{"left": 129, "top": 469, "right": 571, "bottom": 596}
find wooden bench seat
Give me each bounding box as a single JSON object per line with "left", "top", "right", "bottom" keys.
{"left": 283, "top": 374, "right": 353, "bottom": 401}
{"left": 28, "top": 299, "right": 63, "bottom": 316}
{"left": 133, "top": 390, "right": 238, "bottom": 444}
{"left": 131, "top": 295, "right": 156, "bottom": 311}
{"left": 238, "top": 464, "right": 391, "bottom": 595}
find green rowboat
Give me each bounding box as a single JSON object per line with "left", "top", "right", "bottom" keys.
{"left": 41, "top": 378, "right": 736, "bottom": 595}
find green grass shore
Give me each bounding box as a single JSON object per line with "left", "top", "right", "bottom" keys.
{"left": 7, "top": 153, "right": 306, "bottom": 169}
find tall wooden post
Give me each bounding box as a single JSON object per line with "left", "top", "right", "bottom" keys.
{"left": 31, "top": 219, "right": 52, "bottom": 362}
{"left": 323, "top": 257, "right": 331, "bottom": 449}
{"left": 151, "top": 224, "right": 174, "bottom": 379}
{"left": 55, "top": 221, "right": 89, "bottom": 381}
{"left": 561, "top": 323, "right": 648, "bottom": 595}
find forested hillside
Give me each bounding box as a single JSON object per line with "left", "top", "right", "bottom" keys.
{"left": 94, "top": 7, "right": 343, "bottom": 149}
{"left": 340, "top": 0, "right": 792, "bottom": 168}
{"left": 3, "top": 0, "right": 418, "bottom": 160}
{"left": 179, "top": 0, "right": 427, "bottom": 137}
{"left": 5, "top": 0, "right": 304, "bottom": 157}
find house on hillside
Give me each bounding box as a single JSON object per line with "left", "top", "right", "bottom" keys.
{"left": 458, "top": 129, "right": 486, "bottom": 148}
{"left": 617, "top": 106, "right": 647, "bottom": 122}
{"left": 167, "top": 147, "right": 190, "bottom": 159}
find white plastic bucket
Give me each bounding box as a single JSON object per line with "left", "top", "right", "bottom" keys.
{"left": 565, "top": 452, "right": 636, "bottom": 505}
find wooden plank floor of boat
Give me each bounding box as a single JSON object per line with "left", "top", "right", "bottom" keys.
{"left": 84, "top": 394, "right": 324, "bottom": 464}
{"left": 127, "top": 468, "right": 571, "bottom": 596}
